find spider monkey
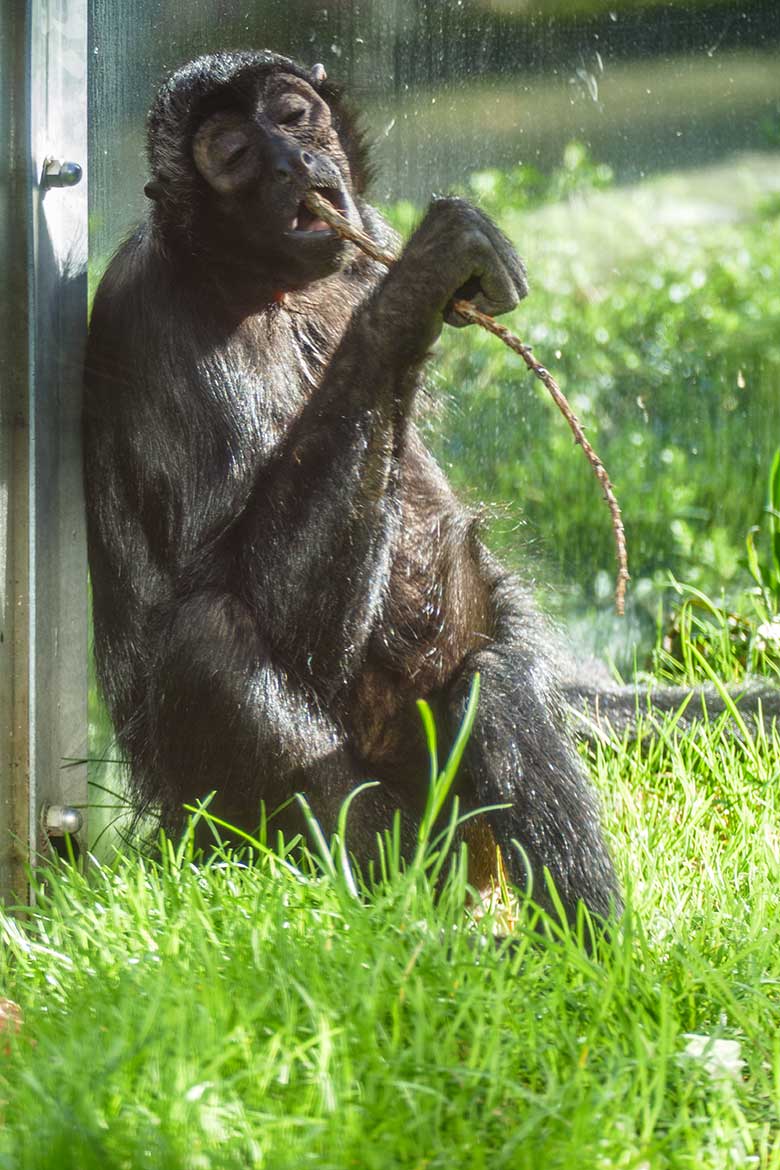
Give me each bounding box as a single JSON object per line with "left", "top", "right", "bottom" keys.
{"left": 85, "top": 49, "right": 626, "bottom": 922}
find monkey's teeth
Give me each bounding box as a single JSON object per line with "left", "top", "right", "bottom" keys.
{"left": 290, "top": 205, "right": 331, "bottom": 233}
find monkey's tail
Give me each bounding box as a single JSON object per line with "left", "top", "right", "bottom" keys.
{"left": 563, "top": 677, "right": 780, "bottom": 744}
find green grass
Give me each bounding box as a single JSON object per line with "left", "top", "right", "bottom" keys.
{"left": 3, "top": 706, "right": 780, "bottom": 1169}
{"left": 382, "top": 150, "right": 780, "bottom": 667}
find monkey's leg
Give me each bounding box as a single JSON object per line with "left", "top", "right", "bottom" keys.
{"left": 445, "top": 581, "right": 620, "bottom": 925}
{"left": 140, "top": 591, "right": 416, "bottom": 860}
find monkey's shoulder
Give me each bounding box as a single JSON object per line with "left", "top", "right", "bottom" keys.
{"left": 90, "top": 221, "right": 167, "bottom": 316}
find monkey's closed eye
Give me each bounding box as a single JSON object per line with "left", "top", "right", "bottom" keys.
{"left": 224, "top": 143, "right": 250, "bottom": 168}
{"left": 278, "top": 104, "right": 307, "bottom": 127}
{"left": 193, "top": 113, "right": 255, "bottom": 191}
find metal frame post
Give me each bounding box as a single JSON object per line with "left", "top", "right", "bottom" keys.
{"left": 0, "top": 0, "right": 89, "bottom": 902}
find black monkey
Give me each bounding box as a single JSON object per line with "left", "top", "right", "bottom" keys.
{"left": 84, "top": 49, "right": 620, "bottom": 923}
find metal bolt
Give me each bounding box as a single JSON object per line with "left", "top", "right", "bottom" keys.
{"left": 41, "top": 159, "right": 83, "bottom": 189}
{"left": 44, "top": 805, "right": 83, "bottom": 837}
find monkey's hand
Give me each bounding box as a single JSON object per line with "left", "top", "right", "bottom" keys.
{"left": 394, "top": 197, "right": 528, "bottom": 335}
{"left": 318, "top": 198, "right": 528, "bottom": 406}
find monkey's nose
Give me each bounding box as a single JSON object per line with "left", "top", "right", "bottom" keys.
{"left": 272, "top": 142, "right": 312, "bottom": 182}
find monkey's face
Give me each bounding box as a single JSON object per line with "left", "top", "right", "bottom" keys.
{"left": 190, "top": 71, "right": 361, "bottom": 289}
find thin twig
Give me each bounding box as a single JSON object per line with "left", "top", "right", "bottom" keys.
{"left": 305, "top": 191, "right": 630, "bottom": 615}
{"left": 450, "top": 299, "right": 630, "bottom": 615}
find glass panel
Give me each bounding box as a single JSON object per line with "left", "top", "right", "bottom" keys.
{"left": 88, "top": 2, "right": 780, "bottom": 837}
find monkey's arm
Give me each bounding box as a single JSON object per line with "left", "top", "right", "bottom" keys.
{"left": 234, "top": 199, "right": 527, "bottom": 691}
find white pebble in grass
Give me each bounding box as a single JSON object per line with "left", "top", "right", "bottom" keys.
{"left": 681, "top": 1033, "right": 745, "bottom": 1082}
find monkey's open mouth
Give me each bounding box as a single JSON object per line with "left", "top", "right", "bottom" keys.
{"left": 289, "top": 187, "right": 346, "bottom": 233}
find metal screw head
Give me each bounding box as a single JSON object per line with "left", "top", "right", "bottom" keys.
{"left": 44, "top": 805, "right": 84, "bottom": 836}
{"left": 41, "top": 159, "right": 83, "bottom": 189}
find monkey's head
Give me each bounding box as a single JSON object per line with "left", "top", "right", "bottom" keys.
{"left": 145, "top": 51, "right": 371, "bottom": 290}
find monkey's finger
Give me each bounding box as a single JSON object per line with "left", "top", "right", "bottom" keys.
{"left": 443, "top": 261, "right": 520, "bottom": 328}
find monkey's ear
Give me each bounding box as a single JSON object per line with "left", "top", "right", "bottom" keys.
{"left": 144, "top": 179, "right": 164, "bottom": 201}
{"left": 311, "top": 63, "right": 327, "bottom": 83}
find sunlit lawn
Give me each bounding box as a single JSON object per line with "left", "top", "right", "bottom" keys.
{"left": 2, "top": 704, "right": 779, "bottom": 1169}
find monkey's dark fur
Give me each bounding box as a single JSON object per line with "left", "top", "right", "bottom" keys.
{"left": 88, "top": 49, "right": 738, "bottom": 925}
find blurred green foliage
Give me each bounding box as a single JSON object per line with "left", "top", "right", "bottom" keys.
{"left": 384, "top": 151, "right": 780, "bottom": 657}
{"left": 467, "top": 142, "right": 615, "bottom": 215}
{"left": 650, "top": 447, "right": 780, "bottom": 682}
